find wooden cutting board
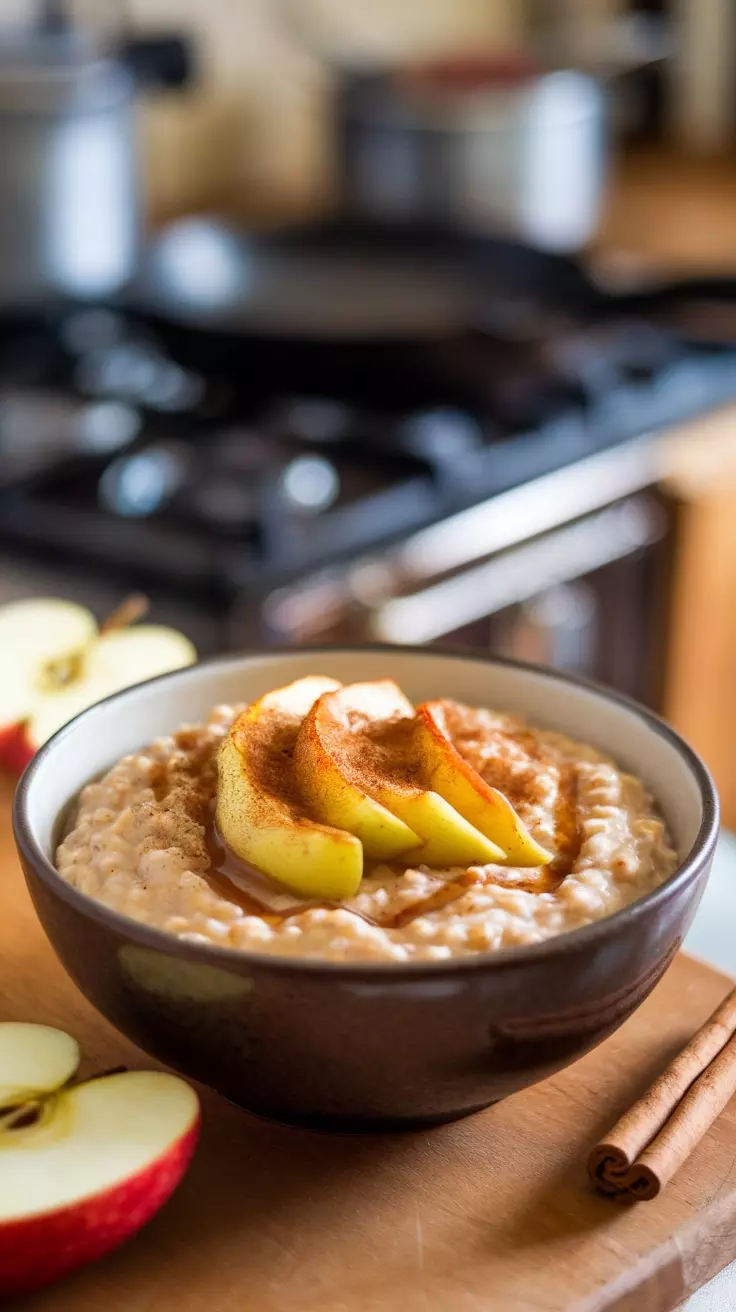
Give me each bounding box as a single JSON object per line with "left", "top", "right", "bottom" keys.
{"left": 2, "top": 772, "right": 736, "bottom": 1312}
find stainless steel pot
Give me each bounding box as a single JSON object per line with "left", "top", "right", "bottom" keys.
{"left": 0, "top": 25, "right": 139, "bottom": 306}
{"left": 335, "top": 62, "right": 606, "bottom": 252}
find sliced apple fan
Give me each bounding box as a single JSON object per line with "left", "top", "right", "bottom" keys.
{"left": 217, "top": 676, "right": 551, "bottom": 898}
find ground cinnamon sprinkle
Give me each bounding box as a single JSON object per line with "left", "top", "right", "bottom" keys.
{"left": 58, "top": 692, "right": 677, "bottom": 960}
{"left": 420, "top": 701, "right": 582, "bottom": 891}
{"left": 324, "top": 707, "right": 424, "bottom": 796}
{"left": 149, "top": 729, "right": 218, "bottom": 822}
{"left": 436, "top": 701, "right": 547, "bottom": 810}
{"left": 231, "top": 705, "right": 314, "bottom": 825}
{"left": 153, "top": 699, "right": 582, "bottom": 903}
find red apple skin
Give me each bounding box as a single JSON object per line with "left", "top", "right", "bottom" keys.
{"left": 0, "top": 723, "right": 34, "bottom": 777}
{"left": 0, "top": 1116, "right": 200, "bottom": 1298}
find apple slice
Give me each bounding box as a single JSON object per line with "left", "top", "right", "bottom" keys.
{"left": 415, "top": 701, "right": 552, "bottom": 867}
{"left": 294, "top": 689, "right": 421, "bottom": 861}
{"left": 0, "top": 1023, "right": 199, "bottom": 1298}
{"left": 217, "top": 675, "right": 364, "bottom": 900}
{"left": 294, "top": 681, "right": 505, "bottom": 867}
{"left": 0, "top": 598, "right": 196, "bottom": 773}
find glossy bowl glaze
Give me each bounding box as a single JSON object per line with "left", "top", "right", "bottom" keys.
{"left": 14, "top": 648, "right": 719, "bottom": 1130}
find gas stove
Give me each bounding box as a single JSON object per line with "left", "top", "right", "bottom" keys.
{"left": 2, "top": 303, "right": 735, "bottom": 581}
{"left": 2, "top": 240, "right": 736, "bottom": 682}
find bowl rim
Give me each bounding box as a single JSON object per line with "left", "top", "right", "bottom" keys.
{"left": 13, "top": 645, "right": 720, "bottom": 979}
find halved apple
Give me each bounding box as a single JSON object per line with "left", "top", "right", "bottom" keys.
{"left": 294, "top": 687, "right": 421, "bottom": 861}
{"left": 217, "top": 676, "right": 364, "bottom": 899}
{"left": 294, "top": 681, "right": 505, "bottom": 867}
{"left": 415, "top": 700, "right": 552, "bottom": 867}
{"left": 29, "top": 624, "right": 197, "bottom": 748}
{"left": 0, "top": 1022, "right": 199, "bottom": 1298}
{"left": 0, "top": 599, "right": 96, "bottom": 772}
{"left": 0, "top": 598, "right": 196, "bottom": 773}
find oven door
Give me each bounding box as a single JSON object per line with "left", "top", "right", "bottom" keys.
{"left": 260, "top": 492, "right": 670, "bottom": 709}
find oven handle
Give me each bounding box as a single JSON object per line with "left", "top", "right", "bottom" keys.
{"left": 261, "top": 436, "right": 665, "bottom": 644}
{"left": 367, "top": 495, "right": 666, "bottom": 645}
{"left": 389, "top": 433, "right": 663, "bottom": 586}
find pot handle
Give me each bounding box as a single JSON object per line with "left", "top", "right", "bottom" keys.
{"left": 117, "top": 35, "right": 195, "bottom": 90}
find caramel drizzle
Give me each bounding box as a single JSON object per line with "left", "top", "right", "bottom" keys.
{"left": 150, "top": 723, "right": 582, "bottom": 936}
{"left": 384, "top": 869, "right": 485, "bottom": 929}
{"left": 208, "top": 865, "right": 488, "bottom": 932}
{"left": 549, "top": 762, "right": 582, "bottom": 887}
{"left": 501, "top": 762, "right": 581, "bottom": 897}
{"left": 202, "top": 771, "right": 581, "bottom": 933}
{"left": 204, "top": 827, "right": 486, "bottom": 930}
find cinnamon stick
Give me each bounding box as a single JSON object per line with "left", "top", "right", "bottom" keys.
{"left": 588, "top": 987, "right": 736, "bottom": 1200}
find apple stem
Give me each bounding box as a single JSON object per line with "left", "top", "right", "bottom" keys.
{"left": 39, "top": 594, "right": 151, "bottom": 693}
{"left": 100, "top": 594, "right": 149, "bottom": 635}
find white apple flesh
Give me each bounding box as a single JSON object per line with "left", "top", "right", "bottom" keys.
{"left": 0, "top": 598, "right": 196, "bottom": 774}
{"left": 0, "top": 1023, "right": 80, "bottom": 1105}
{"left": 0, "top": 1024, "right": 199, "bottom": 1298}
{"left": 28, "top": 625, "right": 197, "bottom": 748}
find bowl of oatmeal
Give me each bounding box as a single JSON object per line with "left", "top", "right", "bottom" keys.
{"left": 14, "top": 648, "right": 718, "bottom": 1129}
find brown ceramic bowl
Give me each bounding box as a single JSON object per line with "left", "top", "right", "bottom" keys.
{"left": 13, "top": 648, "right": 719, "bottom": 1131}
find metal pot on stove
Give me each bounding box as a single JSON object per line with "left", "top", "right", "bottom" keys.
{"left": 334, "top": 56, "right": 607, "bottom": 253}
{"left": 278, "top": 2, "right": 606, "bottom": 252}
{"left": 0, "top": 2, "right": 140, "bottom": 306}
{"left": 0, "top": 3, "right": 190, "bottom": 308}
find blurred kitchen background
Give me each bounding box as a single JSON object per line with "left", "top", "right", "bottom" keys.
{"left": 3, "top": 0, "right": 736, "bottom": 817}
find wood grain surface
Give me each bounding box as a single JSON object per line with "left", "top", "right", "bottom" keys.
{"left": 1, "top": 769, "right": 735, "bottom": 1312}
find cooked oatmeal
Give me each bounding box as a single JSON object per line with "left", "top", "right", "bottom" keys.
{"left": 56, "top": 702, "right": 677, "bottom": 962}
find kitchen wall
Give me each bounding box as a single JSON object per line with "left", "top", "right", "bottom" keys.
{"left": 129, "top": 0, "right": 525, "bottom": 220}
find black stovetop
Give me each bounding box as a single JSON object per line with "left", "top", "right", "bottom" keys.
{"left": 3, "top": 235, "right": 736, "bottom": 604}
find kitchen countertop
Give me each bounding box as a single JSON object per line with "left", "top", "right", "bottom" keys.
{"left": 684, "top": 830, "right": 736, "bottom": 977}
{"left": 192, "top": 144, "right": 736, "bottom": 1307}
{"left": 0, "top": 768, "right": 734, "bottom": 1308}
{"left": 681, "top": 831, "right": 736, "bottom": 1310}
